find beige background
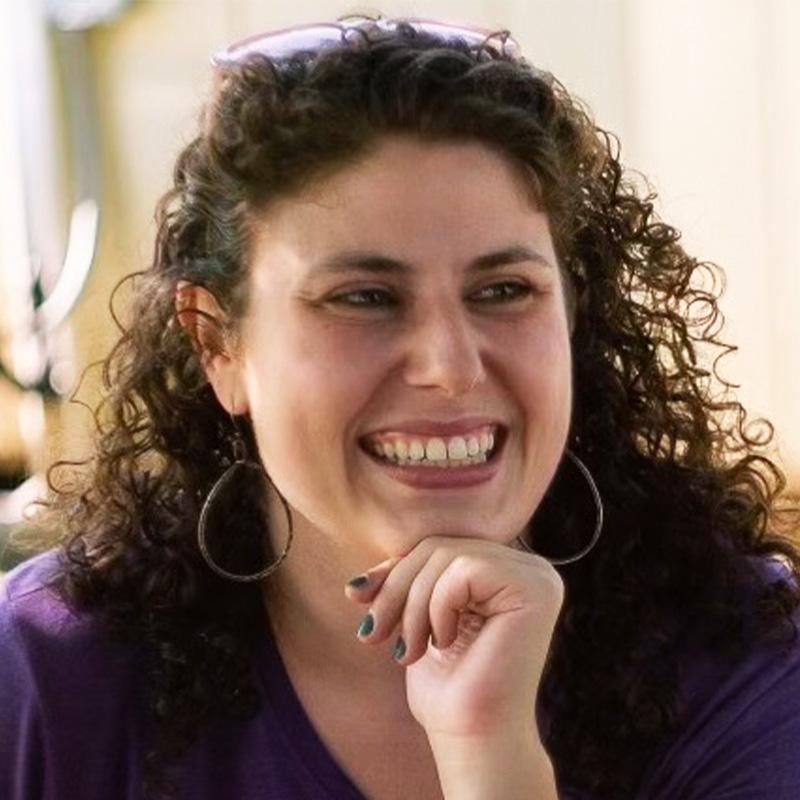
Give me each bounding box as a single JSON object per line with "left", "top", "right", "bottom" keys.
{"left": 2, "top": 0, "right": 799, "bottom": 492}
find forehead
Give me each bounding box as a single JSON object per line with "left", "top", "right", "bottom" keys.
{"left": 247, "top": 135, "right": 553, "bottom": 273}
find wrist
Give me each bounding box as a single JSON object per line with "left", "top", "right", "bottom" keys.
{"left": 427, "top": 730, "right": 557, "bottom": 800}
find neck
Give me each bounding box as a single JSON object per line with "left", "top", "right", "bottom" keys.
{"left": 260, "top": 496, "right": 409, "bottom": 698}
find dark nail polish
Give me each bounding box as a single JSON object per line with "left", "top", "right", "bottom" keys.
{"left": 392, "top": 636, "right": 406, "bottom": 661}
{"left": 357, "top": 612, "right": 374, "bottom": 638}
{"left": 347, "top": 574, "right": 370, "bottom": 588}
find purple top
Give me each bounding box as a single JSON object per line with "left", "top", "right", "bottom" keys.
{"left": 1, "top": 549, "right": 799, "bottom": 799}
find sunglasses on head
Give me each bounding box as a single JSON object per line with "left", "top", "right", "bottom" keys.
{"left": 211, "top": 15, "right": 522, "bottom": 66}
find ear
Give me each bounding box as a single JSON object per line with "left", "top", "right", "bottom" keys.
{"left": 174, "top": 281, "right": 249, "bottom": 415}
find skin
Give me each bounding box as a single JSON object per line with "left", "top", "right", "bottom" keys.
{"left": 178, "top": 135, "right": 570, "bottom": 790}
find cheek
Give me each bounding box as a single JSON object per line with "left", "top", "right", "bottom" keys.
{"left": 290, "top": 326, "right": 384, "bottom": 412}
{"left": 503, "top": 312, "right": 572, "bottom": 387}
{"left": 506, "top": 321, "right": 572, "bottom": 451}
{"left": 242, "top": 323, "right": 380, "bottom": 453}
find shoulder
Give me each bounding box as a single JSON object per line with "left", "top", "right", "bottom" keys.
{"left": 1, "top": 548, "right": 101, "bottom": 664}
{"left": 637, "top": 553, "right": 800, "bottom": 799}
{"left": 1, "top": 546, "right": 145, "bottom": 683}
{"left": 0, "top": 550, "right": 80, "bottom": 795}
{"left": 2, "top": 547, "right": 72, "bottom": 613}
{"left": 0, "top": 548, "right": 72, "bottom": 668}
{"left": 0, "top": 547, "right": 142, "bottom": 702}
{"left": 0, "top": 550, "right": 151, "bottom": 798}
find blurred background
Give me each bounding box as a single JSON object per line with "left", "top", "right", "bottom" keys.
{"left": 1, "top": 0, "right": 798, "bottom": 570}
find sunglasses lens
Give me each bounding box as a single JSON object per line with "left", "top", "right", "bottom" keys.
{"left": 214, "top": 25, "right": 344, "bottom": 64}
{"left": 212, "top": 19, "right": 520, "bottom": 66}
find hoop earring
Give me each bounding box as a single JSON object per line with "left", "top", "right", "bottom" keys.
{"left": 197, "top": 415, "right": 294, "bottom": 582}
{"left": 515, "top": 449, "right": 603, "bottom": 565}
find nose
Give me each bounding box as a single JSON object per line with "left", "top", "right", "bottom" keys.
{"left": 401, "top": 301, "right": 486, "bottom": 396}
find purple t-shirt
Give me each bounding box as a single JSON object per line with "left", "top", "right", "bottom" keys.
{"left": 1, "top": 549, "right": 799, "bottom": 799}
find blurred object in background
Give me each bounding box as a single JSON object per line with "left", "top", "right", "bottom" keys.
{"left": 0, "top": 0, "right": 132, "bottom": 571}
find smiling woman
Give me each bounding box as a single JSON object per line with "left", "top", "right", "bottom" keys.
{"left": 188, "top": 134, "right": 572, "bottom": 562}
{"left": 1, "top": 13, "right": 799, "bottom": 800}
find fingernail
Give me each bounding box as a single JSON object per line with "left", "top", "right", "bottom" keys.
{"left": 392, "top": 636, "right": 406, "bottom": 661}
{"left": 347, "top": 574, "right": 370, "bottom": 589}
{"left": 357, "top": 612, "right": 374, "bottom": 638}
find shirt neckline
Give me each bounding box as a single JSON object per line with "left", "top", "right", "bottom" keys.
{"left": 253, "top": 616, "right": 367, "bottom": 800}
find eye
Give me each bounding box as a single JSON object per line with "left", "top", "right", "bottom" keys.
{"left": 471, "top": 281, "right": 534, "bottom": 303}
{"left": 329, "top": 281, "right": 534, "bottom": 309}
{"left": 330, "top": 288, "right": 397, "bottom": 308}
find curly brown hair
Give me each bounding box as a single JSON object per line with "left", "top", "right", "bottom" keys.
{"left": 18, "top": 18, "right": 800, "bottom": 799}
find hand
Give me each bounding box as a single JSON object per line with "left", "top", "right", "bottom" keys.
{"left": 343, "top": 536, "right": 564, "bottom": 742}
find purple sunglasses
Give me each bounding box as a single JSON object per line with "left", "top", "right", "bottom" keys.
{"left": 210, "top": 15, "right": 522, "bottom": 66}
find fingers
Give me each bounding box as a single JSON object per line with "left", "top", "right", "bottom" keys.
{"left": 345, "top": 538, "right": 465, "bottom": 665}
{"left": 342, "top": 537, "right": 539, "bottom": 668}
{"left": 343, "top": 555, "right": 402, "bottom": 602}
{"left": 350, "top": 549, "right": 446, "bottom": 657}
{"left": 386, "top": 550, "right": 453, "bottom": 663}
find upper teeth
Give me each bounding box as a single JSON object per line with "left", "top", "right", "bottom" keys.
{"left": 365, "top": 426, "right": 497, "bottom": 462}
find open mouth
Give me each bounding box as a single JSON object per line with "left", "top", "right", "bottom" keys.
{"left": 359, "top": 425, "right": 508, "bottom": 472}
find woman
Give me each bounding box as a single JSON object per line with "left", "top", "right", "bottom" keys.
{"left": 1, "top": 14, "right": 799, "bottom": 800}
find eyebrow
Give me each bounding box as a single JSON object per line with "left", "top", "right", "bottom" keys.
{"left": 310, "top": 243, "right": 554, "bottom": 276}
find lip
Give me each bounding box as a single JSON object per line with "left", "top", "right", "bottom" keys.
{"left": 360, "top": 427, "right": 508, "bottom": 490}
{"left": 363, "top": 416, "right": 506, "bottom": 438}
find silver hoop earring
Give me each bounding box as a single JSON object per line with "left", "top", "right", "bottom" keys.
{"left": 197, "top": 417, "right": 294, "bottom": 582}
{"left": 515, "top": 449, "right": 603, "bottom": 565}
